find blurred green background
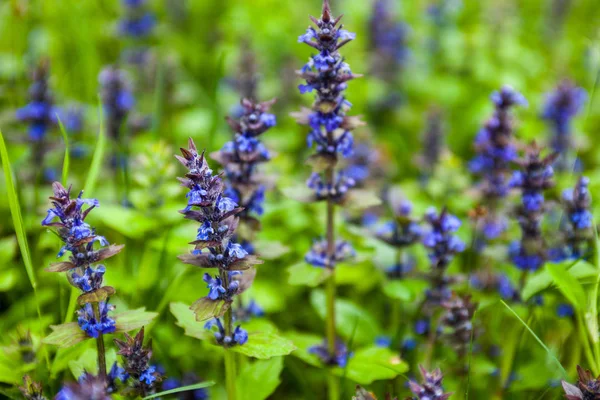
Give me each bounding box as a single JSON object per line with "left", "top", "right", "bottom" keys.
{"left": 1, "top": 0, "right": 600, "bottom": 399}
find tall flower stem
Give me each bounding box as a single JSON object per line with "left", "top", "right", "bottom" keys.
{"left": 224, "top": 348, "right": 237, "bottom": 400}
{"left": 92, "top": 302, "right": 107, "bottom": 380}
{"left": 325, "top": 165, "right": 336, "bottom": 356}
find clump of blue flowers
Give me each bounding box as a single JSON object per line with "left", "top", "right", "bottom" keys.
{"left": 16, "top": 60, "right": 57, "bottom": 142}
{"left": 114, "top": 328, "right": 162, "bottom": 396}
{"left": 374, "top": 198, "right": 422, "bottom": 278}
{"left": 552, "top": 176, "right": 594, "bottom": 261}
{"left": 422, "top": 207, "right": 465, "bottom": 311}
{"left": 470, "top": 86, "right": 527, "bottom": 239}
{"left": 542, "top": 80, "right": 586, "bottom": 171}
{"left": 213, "top": 98, "right": 276, "bottom": 230}
{"left": 99, "top": 66, "right": 135, "bottom": 141}
{"left": 42, "top": 182, "right": 124, "bottom": 339}
{"left": 509, "top": 144, "right": 556, "bottom": 272}
{"left": 177, "top": 139, "right": 262, "bottom": 347}
{"left": 119, "top": 0, "right": 155, "bottom": 38}
{"left": 368, "top": 0, "right": 410, "bottom": 90}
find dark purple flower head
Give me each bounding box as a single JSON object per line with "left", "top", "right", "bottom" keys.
{"left": 99, "top": 66, "right": 134, "bottom": 140}
{"left": 119, "top": 0, "right": 155, "bottom": 38}
{"left": 114, "top": 327, "right": 162, "bottom": 394}
{"left": 562, "top": 365, "right": 600, "bottom": 400}
{"left": 19, "top": 376, "right": 46, "bottom": 400}
{"left": 307, "top": 170, "right": 356, "bottom": 201}
{"left": 470, "top": 86, "right": 526, "bottom": 214}
{"left": 56, "top": 372, "right": 110, "bottom": 400}
{"left": 107, "top": 362, "right": 128, "bottom": 393}
{"left": 509, "top": 144, "right": 557, "bottom": 271}
{"left": 408, "top": 365, "right": 452, "bottom": 400}
{"left": 16, "top": 60, "right": 57, "bottom": 141}
{"left": 294, "top": 0, "right": 362, "bottom": 159}
{"left": 441, "top": 293, "right": 477, "bottom": 356}
{"left": 422, "top": 207, "right": 465, "bottom": 270}
{"left": 305, "top": 238, "right": 355, "bottom": 268}
{"left": 309, "top": 338, "right": 352, "bottom": 367}
{"left": 77, "top": 301, "right": 116, "bottom": 338}
{"left": 542, "top": 80, "right": 586, "bottom": 170}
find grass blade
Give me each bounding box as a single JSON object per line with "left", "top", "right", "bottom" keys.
{"left": 500, "top": 300, "right": 567, "bottom": 377}
{"left": 83, "top": 98, "right": 107, "bottom": 194}
{"left": 142, "top": 381, "right": 215, "bottom": 399}
{"left": 55, "top": 115, "right": 70, "bottom": 185}
{"left": 0, "top": 130, "right": 37, "bottom": 289}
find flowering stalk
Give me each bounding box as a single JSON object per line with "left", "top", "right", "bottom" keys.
{"left": 293, "top": 0, "right": 361, "bottom": 378}
{"left": 470, "top": 87, "right": 527, "bottom": 240}
{"left": 508, "top": 143, "right": 556, "bottom": 279}
{"left": 177, "top": 139, "right": 262, "bottom": 400}
{"left": 119, "top": 0, "right": 156, "bottom": 64}
{"left": 99, "top": 66, "right": 135, "bottom": 203}
{"left": 42, "top": 182, "right": 124, "bottom": 379}
{"left": 562, "top": 365, "right": 600, "bottom": 399}
{"left": 408, "top": 365, "right": 452, "bottom": 400}
{"left": 213, "top": 98, "right": 276, "bottom": 319}
{"left": 542, "top": 80, "right": 586, "bottom": 171}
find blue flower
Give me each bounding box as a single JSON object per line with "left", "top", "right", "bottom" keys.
{"left": 139, "top": 366, "right": 157, "bottom": 385}
{"left": 77, "top": 302, "right": 116, "bottom": 338}
{"left": 71, "top": 266, "right": 106, "bottom": 292}
{"left": 305, "top": 239, "right": 355, "bottom": 268}
{"left": 557, "top": 303, "right": 574, "bottom": 318}
{"left": 415, "top": 319, "right": 430, "bottom": 335}
{"left": 233, "top": 326, "right": 248, "bottom": 345}
{"left": 509, "top": 241, "right": 544, "bottom": 272}
{"left": 203, "top": 274, "right": 227, "bottom": 300}
{"left": 422, "top": 208, "right": 465, "bottom": 269}
{"left": 227, "top": 242, "right": 248, "bottom": 260}
{"left": 375, "top": 335, "right": 392, "bottom": 347}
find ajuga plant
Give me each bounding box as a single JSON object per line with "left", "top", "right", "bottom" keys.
{"left": 541, "top": 80, "right": 586, "bottom": 171}
{"left": 508, "top": 143, "right": 556, "bottom": 278}
{"left": 99, "top": 66, "right": 135, "bottom": 202}
{"left": 368, "top": 0, "right": 409, "bottom": 109}
{"left": 176, "top": 139, "right": 263, "bottom": 399}
{"left": 470, "top": 87, "right": 527, "bottom": 240}
{"left": 440, "top": 293, "right": 477, "bottom": 364}
{"left": 119, "top": 0, "right": 155, "bottom": 64}
{"left": 212, "top": 97, "right": 276, "bottom": 320}
{"left": 562, "top": 365, "right": 600, "bottom": 400}
{"left": 19, "top": 375, "right": 46, "bottom": 400}
{"left": 551, "top": 176, "right": 594, "bottom": 260}
{"left": 417, "top": 108, "right": 444, "bottom": 182}
{"left": 114, "top": 328, "right": 163, "bottom": 396}
{"left": 408, "top": 366, "right": 452, "bottom": 400}
{"left": 42, "top": 182, "right": 124, "bottom": 379}
{"left": 293, "top": 0, "right": 362, "bottom": 380}
{"left": 16, "top": 60, "right": 57, "bottom": 184}
{"left": 421, "top": 208, "right": 465, "bottom": 314}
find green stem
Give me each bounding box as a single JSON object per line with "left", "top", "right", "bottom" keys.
{"left": 327, "top": 371, "right": 340, "bottom": 400}
{"left": 92, "top": 302, "right": 107, "bottom": 379}
{"left": 224, "top": 348, "right": 237, "bottom": 400}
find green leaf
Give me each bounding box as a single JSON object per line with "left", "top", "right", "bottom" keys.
{"left": 170, "top": 302, "right": 212, "bottom": 341}
{"left": 43, "top": 323, "right": 88, "bottom": 348}
{"left": 284, "top": 331, "right": 323, "bottom": 367}
{"left": 287, "top": 262, "right": 330, "bottom": 287}
{"left": 68, "top": 348, "right": 117, "bottom": 379}
{"left": 343, "top": 189, "right": 381, "bottom": 211}
{"left": 522, "top": 259, "right": 595, "bottom": 301}
{"left": 190, "top": 297, "right": 230, "bottom": 322}
{"left": 254, "top": 240, "right": 290, "bottom": 260}
{"left": 230, "top": 332, "right": 296, "bottom": 359}
{"left": 343, "top": 346, "right": 408, "bottom": 384}
{"left": 236, "top": 357, "right": 284, "bottom": 400}
{"left": 142, "top": 381, "right": 215, "bottom": 400}
{"left": 310, "top": 290, "right": 380, "bottom": 344}
{"left": 56, "top": 115, "right": 70, "bottom": 185}
{"left": 94, "top": 205, "right": 158, "bottom": 239}
{"left": 280, "top": 185, "right": 316, "bottom": 203}
{"left": 382, "top": 279, "right": 428, "bottom": 301}
{"left": 547, "top": 263, "right": 587, "bottom": 310}
{"left": 114, "top": 308, "right": 158, "bottom": 333}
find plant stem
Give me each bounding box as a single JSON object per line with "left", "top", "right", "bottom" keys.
{"left": 325, "top": 163, "right": 338, "bottom": 400}
{"left": 221, "top": 269, "right": 237, "bottom": 400}
{"left": 92, "top": 302, "right": 107, "bottom": 380}
{"left": 224, "top": 349, "right": 237, "bottom": 400}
